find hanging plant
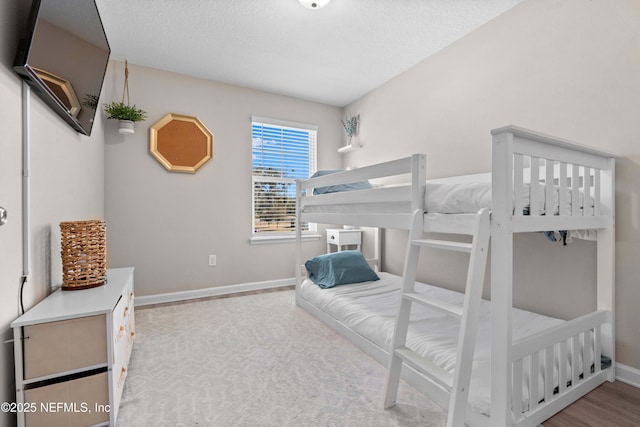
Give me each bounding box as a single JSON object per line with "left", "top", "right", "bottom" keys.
{"left": 104, "top": 60, "right": 147, "bottom": 134}
{"left": 104, "top": 101, "right": 147, "bottom": 122}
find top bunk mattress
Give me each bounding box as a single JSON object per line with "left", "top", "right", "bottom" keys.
{"left": 304, "top": 172, "right": 590, "bottom": 216}
{"left": 298, "top": 272, "right": 565, "bottom": 416}
{"left": 425, "top": 173, "right": 493, "bottom": 214}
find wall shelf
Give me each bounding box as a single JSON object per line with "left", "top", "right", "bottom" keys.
{"left": 338, "top": 144, "right": 357, "bottom": 153}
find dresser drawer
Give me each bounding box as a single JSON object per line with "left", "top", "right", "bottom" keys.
{"left": 23, "top": 315, "right": 107, "bottom": 380}
{"left": 111, "top": 288, "right": 135, "bottom": 415}
{"left": 24, "top": 371, "right": 109, "bottom": 427}
{"left": 12, "top": 267, "right": 135, "bottom": 427}
{"left": 326, "top": 228, "right": 362, "bottom": 249}
{"left": 326, "top": 229, "right": 339, "bottom": 241}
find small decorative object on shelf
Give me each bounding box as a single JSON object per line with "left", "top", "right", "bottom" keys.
{"left": 60, "top": 219, "right": 107, "bottom": 290}
{"left": 104, "top": 60, "right": 147, "bottom": 134}
{"left": 340, "top": 114, "right": 360, "bottom": 152}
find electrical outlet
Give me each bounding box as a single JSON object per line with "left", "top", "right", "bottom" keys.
{"left": 208, "top": 255, "right": 217, "bottom": 267}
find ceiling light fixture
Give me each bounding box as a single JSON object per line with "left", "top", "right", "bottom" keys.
{"left": 298, "top": 0, "right": 332, "bottom": 10}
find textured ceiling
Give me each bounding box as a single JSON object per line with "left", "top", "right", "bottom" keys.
{"left": 96, "top": 0, "right": 523, "bottom": 107}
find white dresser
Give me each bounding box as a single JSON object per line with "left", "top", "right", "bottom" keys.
{"left": 11, "top": 267, "right": 135, "bottom": 427}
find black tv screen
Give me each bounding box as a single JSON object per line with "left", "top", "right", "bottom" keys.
{"left": 14, "top": 0, "right": 110, "bottom": 136}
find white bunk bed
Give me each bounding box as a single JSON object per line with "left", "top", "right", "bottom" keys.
{"left": 294, "top": 125, "right": 615, "bottom": 427}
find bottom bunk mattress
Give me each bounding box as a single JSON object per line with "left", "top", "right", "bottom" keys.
{"left": 298, "top": 272, "right": 565, "bottom": 416}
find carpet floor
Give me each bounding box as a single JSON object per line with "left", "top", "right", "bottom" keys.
{"left": 116, "top": 289, "right": 447, "bottom": 426}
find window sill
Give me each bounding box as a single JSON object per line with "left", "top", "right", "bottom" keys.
{"left": 250, "top": 234, "right": 322, "bottom": 245}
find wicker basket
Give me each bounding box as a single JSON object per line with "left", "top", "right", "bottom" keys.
{"left": 60, "top": 220, "right": 107, "bottom": 290}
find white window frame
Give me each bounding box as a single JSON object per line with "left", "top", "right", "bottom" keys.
{"left": 250, "top": 116, "right": 319, "bottom": 244}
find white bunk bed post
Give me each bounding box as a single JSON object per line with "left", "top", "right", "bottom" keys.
{"left": 295, "top": 179, "right": 303, "bottom": 291}
{"left": 597, "top": 157, "right": 615, "bottom": 380}
{"left": 490, "top": 129, "right": 515, "bottom": 427}
{"left": 410, "top": 153, "right": 427, "bottom": 212}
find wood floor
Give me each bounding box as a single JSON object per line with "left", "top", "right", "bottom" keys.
{"left": 543, "top": 380, "right": 640, "bottom": 427}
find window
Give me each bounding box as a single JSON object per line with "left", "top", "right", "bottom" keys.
{"left": 251, "top": 117, "right": 317, "bottom": 240}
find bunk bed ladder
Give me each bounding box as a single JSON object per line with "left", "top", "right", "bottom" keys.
{"left": 384, "top": 208, "right": 491, "bottom": 427}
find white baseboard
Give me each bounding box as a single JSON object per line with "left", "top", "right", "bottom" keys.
{"left": 134, "top": 277, "right": 295, "bottom": 307}
{"left": 616, "top": 362, "right": 640, "bottom": 388}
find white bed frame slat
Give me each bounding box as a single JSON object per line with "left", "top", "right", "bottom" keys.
{"left": 583, "top": 329, "right": 593, "bottom": 380}
{"left": 298, "top": 156, "right": 418, "bottom": 191}
{"left": 558, "top": 162, "right": 568, "bottom": 216}
{"left": 423, "top": 213, "right": 479, "bottom": 235}
{"left": 544, "top": 346, "right": 554, "bottom": 402}
{"left": 514, "top": 155, "right": 524, "bottom": 217}
{"left": 594, "top": 327, "right": 602, "bottom": 374}
{"left": 584, "top": 167, "right": 593, "bottom": 216}
{"left": 545, "top": 160, "right": 555, "bottom": 216}
{"left": 512, "top": 215, "right": 610, "bottom": 233}
{"left": 572, "top": 335, "right": 581, "bottom": 386}
{"left": 529, "top": 353, "right": 539, "bottom": 411}
{"left": 512, "top": 359, "right": 524, "bottom": 419}
{"left": 529, "top": 156, "right": 540, "bottom": 216}
{"left": 572, "top": 165, "right": 581, "bottom": 216}
{"left": 512, "top": 134, "right": 610, "bottom": 170}
{"left": 301, "top": 185, "right": 411, "bottom": 207}
{"left": 301, "top": 212, "right": 412, "bottom": 230}
{"left": 559, "top": 340, "right": 568, "bottom": 394}
{"left": 594, "top": 170, "right": 601, "bottom": 216}
{"left": 512, "top": 311, "right": 610, "bottom": 360}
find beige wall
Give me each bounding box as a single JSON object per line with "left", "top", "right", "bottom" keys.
{"left": 343, "top": 0, "right": 640, "bottom": 369}
{"left": 0, "top": 2, "right": 106, "bottom": 426}
{"left": 103, "top": 62, "right": 342, "bottom": 297}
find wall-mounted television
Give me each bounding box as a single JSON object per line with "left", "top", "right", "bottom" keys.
{"left": 14, "top": 0, "right": 111, "bottom": 136}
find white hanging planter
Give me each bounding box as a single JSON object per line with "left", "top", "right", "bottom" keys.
{"left": 118, "top": 120, "right": 135, "bottom": 134}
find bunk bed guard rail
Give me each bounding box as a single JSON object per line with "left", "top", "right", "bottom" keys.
{"left": 490, "top": 125, "right": 615, "bottom": 427}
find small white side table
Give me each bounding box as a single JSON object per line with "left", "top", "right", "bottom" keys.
{"left": 326, "top": 228, "right": 362, "bottom": 253}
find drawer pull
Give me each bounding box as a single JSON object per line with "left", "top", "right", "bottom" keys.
{"left": 116, "top": 325, "right": 125, "bottom": 341}
{"left": 118, "top": 367, "right": 127, "bottom": 387}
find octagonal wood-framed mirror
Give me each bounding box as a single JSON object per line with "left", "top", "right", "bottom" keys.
{"left": 149, "top": 113, "right": 214, "bottom": 173}
{"left": 34, "top": 68, "right": 81, "bottom": 118}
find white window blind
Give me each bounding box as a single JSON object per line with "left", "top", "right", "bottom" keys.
{"left": 252, "top": 118, "right": 317, "bottom": 236}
